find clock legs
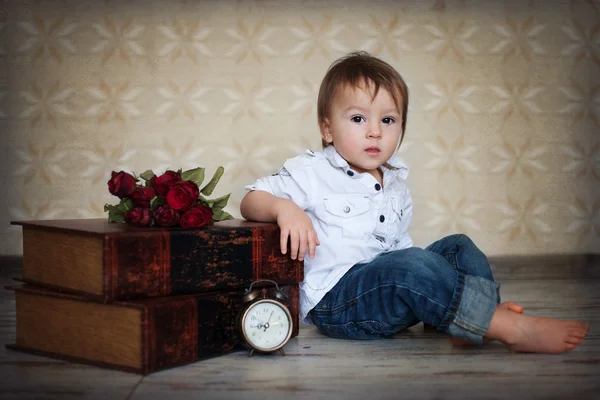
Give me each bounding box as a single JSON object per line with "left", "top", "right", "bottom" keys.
{"left": 246, "top": 347, "right": 287, "bottom": 357}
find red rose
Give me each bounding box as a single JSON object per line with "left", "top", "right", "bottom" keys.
{"left": 180, "top": 205, "right": 213, "bottom": 228}
{"left": 124, "top": 208, "right": 152, "bottom": 227}
{"left": 151, "top": 170, "right": 182, "bottom": 197}
{"left": 132, "top": 186, "right": 156, "bottom": 208}
{"left": 152, "top": 204, "right": 180, "bottom": 227}
{"left": 107, "top": 171, "right": 136, "bottom": 199}
{"left": 166, "top": 180, "right": 199, "bottom": 211}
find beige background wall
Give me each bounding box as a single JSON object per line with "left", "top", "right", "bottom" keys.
{"left": 1, "top": 0, "right": 598, "bottom": 256}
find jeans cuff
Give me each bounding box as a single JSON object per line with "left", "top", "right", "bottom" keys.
{"left": 446, "top": 275, "right": 500, "bottom": 344}
{"left": 437, "top": 270, "right": 466, "bottom": 333}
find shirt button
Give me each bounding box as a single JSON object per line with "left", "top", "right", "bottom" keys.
{"left": 347, "top": 170, "right": 354, "bottom": 176}
{"left": 343, "top": 206, "right": 351, "bottom": 213}
{"left": 379, "top": 215, "right": 385, "bottom": 223}
{"left": 374, "top": 183, "right": 381, "bottom": 191}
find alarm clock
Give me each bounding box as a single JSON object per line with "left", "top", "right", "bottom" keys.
{"left": 236, "top": 279, "right": 293, "bottom": 357}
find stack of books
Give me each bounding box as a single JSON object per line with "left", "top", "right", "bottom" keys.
{"left": 6, "top": 218, "right": 303, "bottom": 374}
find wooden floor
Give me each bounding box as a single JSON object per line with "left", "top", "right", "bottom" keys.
{"left": 0, "top": 255, "right": 599, "bottom": 400}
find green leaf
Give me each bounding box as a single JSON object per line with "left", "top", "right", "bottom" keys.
{"left": 119, "top": 198, "right": 133, "bottom": 212}
{"left": 181, "top": 167, "right": 205, "bottom": 187}
{"left": 149, "top": 196, "right": 164, "bottom": 210}
{"left": 207, "top": 193, "right": 230, "bottom": 211}
{"left": 140, "top": 169, "right": 155, "bottom": 181}
{"left": 104, "top": 201, "right": 129, "bottom": 223}
{"left": 200, "top": 166, "right": 224, "bottom": 196}
{"left": 197, "top": 195, "right": 209, "bottom": 207}
{"left": 109, "top": 213, "right": 125, "bottom": 223}
{"left": 212, "top": 208, "right": 234, "bottom": 221}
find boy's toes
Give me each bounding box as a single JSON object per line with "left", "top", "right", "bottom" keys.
{"left": 565, "top": 335, "right": 583, "bottom": 345}
{"left": 577, "top": 321, "right": 589, "bottom": 330}
{"left": 577, "top": 322, "right": 590, "bottom": 335}
{"left": 568, "top": 329, "right": 587, "bottom": 340}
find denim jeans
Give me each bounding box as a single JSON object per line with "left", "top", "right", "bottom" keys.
{"left": 308, "top": 234, "right": 501, "bottom": 344}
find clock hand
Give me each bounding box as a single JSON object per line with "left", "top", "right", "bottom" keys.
{"left": 264, "top": 311, "right": 274, "bottom": 331}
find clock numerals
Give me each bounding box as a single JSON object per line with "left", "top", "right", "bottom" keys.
{"left": 242, "top": 299, "right": 292, "bottom": 353}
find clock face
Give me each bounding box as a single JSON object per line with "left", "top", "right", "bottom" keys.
{"left": 242, "top": 299, "right": 292, "bottom": 352}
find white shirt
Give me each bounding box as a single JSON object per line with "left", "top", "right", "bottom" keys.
{"left": 245, "top": 145, "right": 413, "bottom": 324}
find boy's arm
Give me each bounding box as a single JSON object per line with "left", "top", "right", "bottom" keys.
{"left": 240, "top": 190, "right": 286, "bottom": 222}
{"left": 240, "top": 190, "right": 319, "bottom": 261}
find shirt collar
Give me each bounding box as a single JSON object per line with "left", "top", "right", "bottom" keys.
{"left": 322, "top": 145, "right": 409, "bottom": 181}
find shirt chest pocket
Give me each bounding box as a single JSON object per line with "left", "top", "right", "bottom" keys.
{"left": 322, "top": 194, "right": 374, "bottom": 239}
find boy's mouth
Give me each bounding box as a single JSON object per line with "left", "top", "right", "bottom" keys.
{"left": 365, "top": 146, "right": 381, "bottom": 155}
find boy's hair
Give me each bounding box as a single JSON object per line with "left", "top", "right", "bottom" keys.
{"left": 317, "top": 51, "right": 409, "bottom": 150}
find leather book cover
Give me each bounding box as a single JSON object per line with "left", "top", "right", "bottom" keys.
{"left": 12, "top": 218, "right": 303, "bottom": 302}
{"left": 7, "top": 283, "right": 300, "bottom": 374}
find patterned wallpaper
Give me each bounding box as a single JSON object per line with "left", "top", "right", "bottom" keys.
{"left": 1, "top": 0, "right": 598, "bottom": 256}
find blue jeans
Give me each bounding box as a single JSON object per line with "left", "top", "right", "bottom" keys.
{"left": 308, "top": 234, "right": 501, "bottom": 344}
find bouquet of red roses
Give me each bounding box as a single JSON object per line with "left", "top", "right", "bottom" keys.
{"left": 104, "top": 166, "right": 233, "bottom": 228}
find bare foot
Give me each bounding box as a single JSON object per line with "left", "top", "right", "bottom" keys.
{"left": 450, "top": 302, "right": 524, "bottom": 347}
{"left": 487, "top": 307, "right": 590, "bottom": 354}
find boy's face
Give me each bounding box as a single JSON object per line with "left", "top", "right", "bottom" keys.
{"left": 320, "top": 81, "right": 403, "bottom": 181}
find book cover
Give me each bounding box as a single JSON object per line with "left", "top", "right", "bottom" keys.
{"left": 12, "top": 218, "right": 303, "bottom": 302}
{"left": 6, "top": 283, "right": 300, "bottom": 374}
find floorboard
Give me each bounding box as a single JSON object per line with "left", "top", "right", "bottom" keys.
{"left": 1, "top": 255, "right": 598, "bottom": 400}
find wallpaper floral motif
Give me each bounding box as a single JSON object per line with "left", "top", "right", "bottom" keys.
{"left": 1, "top": 0, "right": 598, "bottom": 256}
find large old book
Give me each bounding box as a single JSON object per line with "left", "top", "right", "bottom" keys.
{"left": 7, "top": 283, "right": 300, "bottom": 374}
{"left": 11, "top": 218, "right": 303, "bottom": 302}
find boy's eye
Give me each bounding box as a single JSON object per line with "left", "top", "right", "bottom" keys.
{"left": 382, "top": 117, "right": 395, "bottom": 124}
{"left": 351, "top": 116, "right": 365, "bottom": 123}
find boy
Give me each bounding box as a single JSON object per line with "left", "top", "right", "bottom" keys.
{"left": 240, "top": 51, "right": 589, "bottom": 353}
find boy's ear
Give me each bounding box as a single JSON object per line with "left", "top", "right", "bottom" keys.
{"left": 320, "top": 119, "right": 333, "bottom": 144}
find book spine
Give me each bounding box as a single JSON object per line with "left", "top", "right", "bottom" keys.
{"left": 6, "top": 284, "right": 300, "bottom": 374}
{"left": 144, "top": 297, "right": 200, "bottom": 374}
{"left": 104, "top": 231, "right": 172, "bottom": 302}
{"left": 142, "top": 284, "right": 299, "bottom": 373}
{"left": 106, "top": 226, "right": 303, "bottom": 302}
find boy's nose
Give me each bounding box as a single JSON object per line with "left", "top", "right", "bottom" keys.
{"left": 367, "top": 125, "right": 382, "bottom": 138}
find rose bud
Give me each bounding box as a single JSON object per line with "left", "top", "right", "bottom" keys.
{"left": 124, "top": 208, "right": 152, "bottom": 227}
{"left": 107, "top": 171, "right": 137, "bottom": 199}
{"left": 151, "top": 170, "right": 182, "bottom": 198}
{"left": 132, "top": 186, "right": 156, "bottom": 208}
{"left": 152, "top": 204, "right": 180, "bottom": 227}
{"left": 166, "top": 180, "right": 200, "bottom": 211}
{"left": 180, "top": 204, "right": 213, "bottom": 228}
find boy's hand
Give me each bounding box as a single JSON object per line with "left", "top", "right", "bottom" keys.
{"left": 274, "top": 199, "right": 320, "bottom": 261}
